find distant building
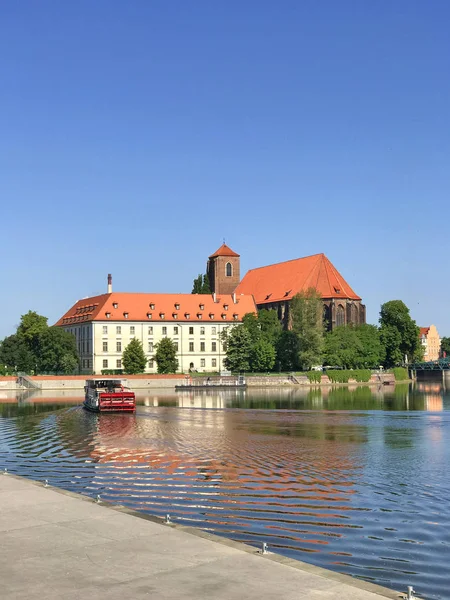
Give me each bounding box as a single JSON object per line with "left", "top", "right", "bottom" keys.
{"left": 56, "top": 276, "right": 257, "bottom": 374}
{"left": 207, "top": 245, "right": 365, "bottom": 330}
{"left": 419, "top": 325, "right": 441, "bottom": 362}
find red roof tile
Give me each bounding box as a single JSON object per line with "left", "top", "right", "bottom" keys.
{"left": 55, "top": 293, "right": 256, "bottom": 325}
{"left": 235, "top": 253, "right": 361, "bottom": 304}
{"left": 209, "top": 243, "right": 240, "bottom": 258}
{"left": 420, "top": 327, "right": 430, "bottom": 337}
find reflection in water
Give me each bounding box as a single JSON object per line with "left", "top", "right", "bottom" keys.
{"left": 1, "top": 383, "right": 450, "bottom": 600}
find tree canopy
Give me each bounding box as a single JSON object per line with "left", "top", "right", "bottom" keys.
{"left": 222, "top": 326, "right": 253, "bottom": 372}
{"left": 441, "top": 336, "right": 450, "bottom": 357}
{"left": 379, "top": 300, "right": 422, "bottom": 367}
{"left": 154, "top": 338, "right": 179, "bottom": 374}
{"left": 122, "top": 338, "right": 147, "bottom": 374}
{"left": 192, "top": 274, "right": 211, "bottom": 294}
{"left": 324, "top": 324, "right": 385, "bottom": 369}
{"left": 290, "top": 288, "right": 325, "bottom": 370}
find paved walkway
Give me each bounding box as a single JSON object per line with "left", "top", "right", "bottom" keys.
{"left": 0, "top": 474, "right": 404, "bottom": 600}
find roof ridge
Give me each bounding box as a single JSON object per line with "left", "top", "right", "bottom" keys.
{"left": 244, "top": 253, "right": 325, "bottom": 273}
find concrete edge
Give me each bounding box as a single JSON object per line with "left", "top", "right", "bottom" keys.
{"left": 1, "top": 472, "right": 405, "bottom": 599}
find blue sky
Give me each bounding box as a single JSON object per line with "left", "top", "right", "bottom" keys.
{"left": 1, "top": 1, "right": 449, "bottom": 338}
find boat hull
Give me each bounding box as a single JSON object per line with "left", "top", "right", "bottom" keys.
{"left": 83, "top": 392, "right": 136, "bottom": 413}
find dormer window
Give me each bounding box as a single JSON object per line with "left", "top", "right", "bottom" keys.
{"left": 160, "top": 312, "right": 165, "bottom": 319}
{"left": 185, "top": 313, "right": 190, "bottom": 319}
{"left": 223, "top": 304, "right": 228, "bottom": 310}
{"left": 113, "top": 302, "right": 118, "bottom": 309}
{"left": 173, "top": 313, "right": 178, "bottom": 319}
{"left": 105, "top": 312, "right": 111, "bottom": 319}
{"left": 209, "top": 313, "right": 214, "bottom": 319}
{"left": 149, "top": 303, "right": 155, "bottom": 310}
{"left": 174, "top": 303, "right": 180, "bottom": 310}
{"left": 123, "top": 312, "right": 128, "bottom": 319}
{"left": 147, "top": 312, "right": 152, "bottom": 319}
{"left": 334, "top": 287, "right": 341, "bottom": 294}
{"left": 233, "top": 314, "right": 239, "bottom": 321}
{"left": 284, "top": 290, "right": 291, "bottom": 297}
{"left": 221, "top": 314, "right": 227, "bottom": 320}
{"left": 199, "top": 303, "right": 204, "bottom": 310}
{"left": 197, "top": 313, "right": 203, "bottom": 319}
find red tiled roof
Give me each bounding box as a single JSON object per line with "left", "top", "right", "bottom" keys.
{"left": 55, "top": 293, "right": 256, "bottom": 326}
{"left": 209, "top": 243, "right": 240, "bottom": 258}
{"left": 420, "top": 327, "right": 430, "bottom": 337}
{"left": 235, "top": 253, "right": 361, "bottom": 304}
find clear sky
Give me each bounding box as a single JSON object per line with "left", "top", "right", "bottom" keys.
{"left": 1, "top": 1, "right": 449, "bottom": 339}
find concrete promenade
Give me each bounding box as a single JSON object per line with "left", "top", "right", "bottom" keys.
{"left": 0, "top": 474, "right": 404, "bottom": 600}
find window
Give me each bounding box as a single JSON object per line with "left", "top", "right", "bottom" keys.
{"left": 113, "top": 302, "right": 118, "bottom": 309}
{"left": 147, "top": 326, "right": 153, "bottom": 335}
{"left": 209, "top": 313, "right": 214, "bottom": 319}
{"left": 200, "top": 327, "right": 205, "bottom": 335}
{"left": 116, "top": 359, "right": 122, "bottom": 368}
{"left": 197, "top": 313, "right": 203, "bottom": 319}
{"left": 105, "top": 312, "right": 111, "bottom": 319}
{"left": 212, "top": 327, "right": 216, "bottom": 335}
{"left": 221, "top": 314, "right": 227, "bottom": 320}
{"left": 199, "top": 303, "right": 204, "bottom": 310}
{"left": 173, "top": 326, "right": 178, "bottom": 335}
{"left": 200, "top": 358, "right": 205, "bottom": 368}
{"left": 162, "top": 326, "right": 167, "bottom": 336}
{"left": 212, "top": 359, "right": 217, "bottom": 368}
{"left": 185, "top": 313, "right": 190, "bottom": 319}
{"left": 223, "top": 304, "right": 228, "bottom": 310}
{"left": 116, "top": 326, "right": 121, "bottom": 334}
{"left": 200, "top": 342, "right": 205, "bottom": 352}
{"left": 226, "top": 262, "right": 232, "bottom": 277}
{"left": 103, "top": 342, "right": 108, "bottom": 352}
{"left": 211, "top": 342, "right": 217, "bottom": 352}
{"left": 103, "top": 326, "right": 108, "bottom": 335}
{"left": 189, "top": 342, "right": 194, "bottom": 352}
{"left": 189, "top": 327, "right": 194, "bottom": 335}
{"left": 148, "top": 342, "right": 153, "bottom": 352}
{"left": 174, "top": 303, "right": 180, "bottom": 310}
{"left": 147, "top": 313, "right": 152, "bottom": 319}
{"left": 149, "top": 359, "right": 154, "bottom": 368}
{"left": 174, "top": 342, "right": 178, "bottom": 351}
{"left": 124, "top": 312, "right": 128, "bottom": 319}
{"left": 336, "top": 305, "right": 345, "bottom": 327}
{"left": 233, "top": 314, "right": 239, "bottom": 321}
{"left": 116, "top": 341, "right": 122, "bottom": 352}
{"left": 130, "top": 326, "right": 135, "bottom": 335}
{"left": 103, "top": 359, "right": 108, "bottom": 368}
{"left": 172, "top": 313, "right": 178, "bottom": 319}
{"left": 160, "top": 312, "right": 165, "bottom": 319}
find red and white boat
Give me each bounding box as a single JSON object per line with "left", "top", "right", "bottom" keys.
{"left": 83, "top": 379, "right": 136, "bottom": 413}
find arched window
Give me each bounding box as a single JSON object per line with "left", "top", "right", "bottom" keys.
{"left": 350, "top": 303, "right": 357, "bottom": 324}
{"left": 323, "top": 304, "right": 331, "bottom": 331}
{"left": 336, "top": 305, "right": 345, "bottom": 327}
{"left": 226, "top": 262, "right": 232, "bottom": 277}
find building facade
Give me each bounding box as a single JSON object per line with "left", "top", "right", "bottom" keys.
{"left": 420, "top": 325, "right": 441, "bottom": 362}
{"left": 56, "top": 285, "right": 256, "bottom": 374}
{"left": 208, "top": 247, "right": 365, "bottom": 330}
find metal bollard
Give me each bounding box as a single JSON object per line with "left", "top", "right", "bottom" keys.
{"left": 164, "top": 514, "right": 171, "bottom": 524}
{"left": 44, "top": 479, "right": 49, "bottom": 487}
{"left": 95, "top": 494, "right": 102, "bottom": 504}
{"left": 3, "top": 468, "right": 7, "bottom": 475}
{"left": 407, "top": 586, "right": 415, "bottom": 600}
{"left": 262, "top": 542, "right": 268, "bottom": 554}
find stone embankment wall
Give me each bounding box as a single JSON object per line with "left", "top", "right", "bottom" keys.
{"left": 0, "top": 374, "right": 185, "bottom": 391}
{"left": 246, "top": 373, "right": 396, "bottom": 386}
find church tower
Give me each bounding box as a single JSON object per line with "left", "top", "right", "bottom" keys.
{"left": 207, "top": 243, "right": 240, "bottom": 295}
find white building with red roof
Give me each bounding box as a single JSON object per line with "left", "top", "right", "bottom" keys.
{"left": 56, "top": 276, "right": 257, "bottom": 374}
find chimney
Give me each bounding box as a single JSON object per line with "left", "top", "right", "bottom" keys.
{"left": 107, "top": 273, "right": 112, "bottom": 294}
{"left": 213, "top": 292, "right": 217, "bottom": 303}
{"left": 232, "top": 292, "right": 236, "bottom": 304}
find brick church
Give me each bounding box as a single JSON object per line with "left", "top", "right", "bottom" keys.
{"left": 207, "top": 243, "right": 365, "bottom": 330}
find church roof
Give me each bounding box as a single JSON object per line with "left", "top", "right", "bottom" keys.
{"left": 235, "top": 253, "right": 361, "bottom": 304}
{"left": 55, "top": 292, "right": 256, "bottom": 325}
{"left": 209, "top": 243, "right": 240, "bottom": 258}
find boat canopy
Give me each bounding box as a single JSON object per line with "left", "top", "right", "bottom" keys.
{"left": 86, "top": 379, "right": 127, "bottom": 390}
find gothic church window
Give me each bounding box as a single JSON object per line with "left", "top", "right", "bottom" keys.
{"left": 226, "top": 262, "right": 232, "bottom": 277}
{"left": 336, "top": 305, "right": 345, "bottom": 327}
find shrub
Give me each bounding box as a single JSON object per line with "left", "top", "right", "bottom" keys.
{"left": 391, "top": 367, "right": 409, "bottom": 381}
{"left": 307, "top": 371, "right": 322, "bottom": 383}
{"left": 352, "top": 369, "right": 372, "bottom": 382}
{"left": 326, "top": 370, "right": 350, "bottom": 383}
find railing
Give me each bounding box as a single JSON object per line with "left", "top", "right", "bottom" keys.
{"left": 16, "top": 373, "right": 41, "bottom": 390}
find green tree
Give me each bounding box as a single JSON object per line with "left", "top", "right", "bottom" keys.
{"left": 250, "top": 339, "right": 276, "bottom": 372}
{"left": 36, "top": 327, "right": 79, "bottom": 373}
{"left": 0, "top": 334, "right": 35, "bottom": 373}
{"left": 192, "top": 274, "right": 211, "bottom": 294}
{"left": 258, "top": 309, "right": 283, "bottom": 346}
{"left": 324, "top": 324, "right": 385, "bottom": 369}
{"left": 440, "top": 336, "right": 450, "bottom": 357}
{"left": 154, "top": 338, "right": 179, "bottom": 374}
{"left": 122, "top": 338, "right": 147, "bottom": 374}
{"left": 290, "top": 288, "right": 325, "bottom": 370}
{"left": 222, "top": 325, "right": 253, "bottom": 372}
{"left": 276, "top": 330, "right": 300, "bottom": 371}
{"left": 379, "top": 300, "right": 421, "bottom": 367}
{"left": 16, "top": 311, "right": 48, "bottom": 357}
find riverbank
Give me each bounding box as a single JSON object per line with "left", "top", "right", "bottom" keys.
{"left": 0, "top": 473, "right": 404, "bottom": 600}
{"left": 0, "top": 372, "right": 398, "bottom": 391}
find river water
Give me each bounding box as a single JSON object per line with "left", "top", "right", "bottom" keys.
{"left": 1, "top": 381, "right": 449, "bottom": 599}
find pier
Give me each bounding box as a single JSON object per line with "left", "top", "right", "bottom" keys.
{"left": 0, "top": 473, "right": 405, "bottom": 600}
